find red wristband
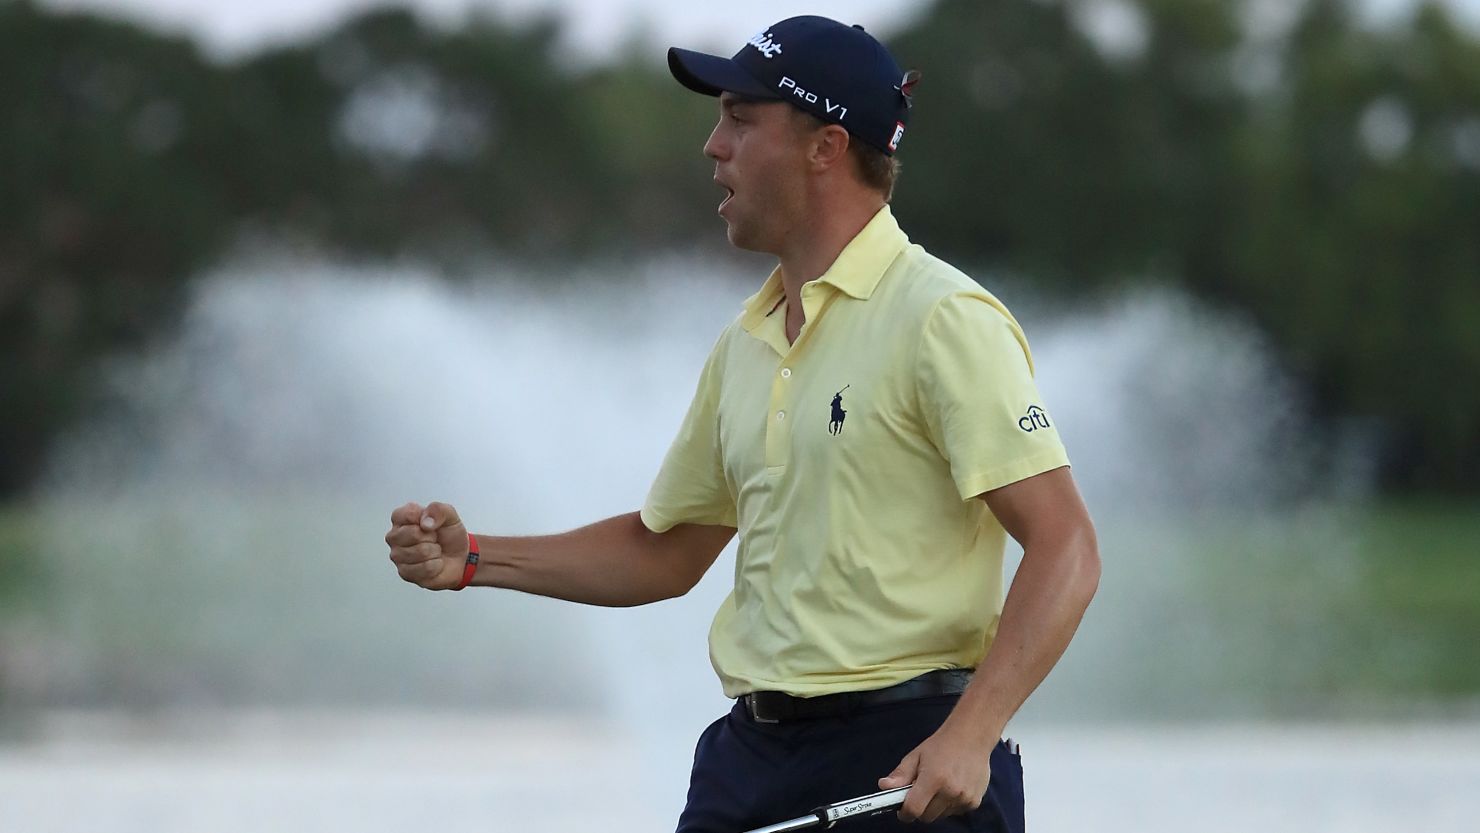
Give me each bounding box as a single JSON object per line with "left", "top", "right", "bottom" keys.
{"left": 455, "top": 532, "right": 479, "bottom": 591}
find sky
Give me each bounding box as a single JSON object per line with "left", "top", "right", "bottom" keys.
{"left": 40, "top": 0, "right": 1480, "bottom": 62}
{"left": 40, "top": 0, "right": 921, "bottom": 60}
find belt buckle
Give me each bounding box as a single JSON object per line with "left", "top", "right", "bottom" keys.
{"left": 746, "top": 694, "right": 780, "bottom": 724}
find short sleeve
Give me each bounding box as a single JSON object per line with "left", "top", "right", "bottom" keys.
{"left": 916, "top": 292, "right": 1070, "bottom": 500}
{"left": 640, "top": 334, "right": 739, "bottom": 532}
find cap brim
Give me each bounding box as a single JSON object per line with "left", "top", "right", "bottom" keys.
{"left": 667, "top": 47, "right": 776, "bottom": 99}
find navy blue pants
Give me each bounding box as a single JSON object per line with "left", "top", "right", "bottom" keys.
{"left": 675, "top": 695, "right": 1025, "bottom": 833}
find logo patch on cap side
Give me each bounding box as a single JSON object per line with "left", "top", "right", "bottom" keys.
{"left": 747, "top": 31, "right": 783, "bottom": 59}
{"left": 888, "top": 121, "right": 906, "bottom": 152}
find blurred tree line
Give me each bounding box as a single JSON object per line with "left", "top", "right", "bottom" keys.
{"left": 2, "top": 0, "right": 1477, "bottom": 495}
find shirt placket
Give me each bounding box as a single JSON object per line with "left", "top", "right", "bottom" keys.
{"left": 765, "top": 282, "right": 838, "bottom": 471}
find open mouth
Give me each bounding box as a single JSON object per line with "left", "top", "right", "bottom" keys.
{"left": 716, "top": 177, "right": 735, "bottom": 212}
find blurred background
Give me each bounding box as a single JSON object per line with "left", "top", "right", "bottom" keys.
{"left": 2, "top": 0, "right": 1479, "bottom": 830}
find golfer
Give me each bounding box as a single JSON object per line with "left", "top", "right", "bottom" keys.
{"left": 385, "top": 15, "right": 1099, "bottom": 832}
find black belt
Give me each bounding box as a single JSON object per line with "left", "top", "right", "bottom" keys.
{"left": 740, "top": 669, "right": 973, "bottom": 724}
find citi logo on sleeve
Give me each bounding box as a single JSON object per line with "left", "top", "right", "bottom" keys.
{"left": 828, "top": 385, "right": 850, "bottom": 435}
{"left": 1018, "top": 405, "right": 1052, "bottom": 433}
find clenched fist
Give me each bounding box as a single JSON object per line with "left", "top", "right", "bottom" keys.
{"left": 385, "top": 501, "right": 473, "bottom": 590}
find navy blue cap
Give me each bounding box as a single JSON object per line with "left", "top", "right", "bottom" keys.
{"left": 668, "top": 16, "right": 917, "bottom": 156}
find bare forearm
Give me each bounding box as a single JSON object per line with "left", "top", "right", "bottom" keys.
{"left": 469, "top": 511, "right": 733, "bottom": 607}
{"left": 946, "top": 529, "right": 1100, "bottom": 742}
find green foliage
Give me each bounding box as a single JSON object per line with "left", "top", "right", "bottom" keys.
{"left": 1, "top": 0, "right": 1478, "bottom": 493}
{"left": 0, "top": 502, "right": 42, "bottom": 711}
{"left": 891, "top": 0, "right": 1247, "bottom": 284}
{"left": 1351, "top": 498, "right": 1480, "bottom": 695}
{"left": 0, "top": 503, "right": 39, "bottom": 606}
{"left": 890, "top": 0, "right": 1480, "bottom": 491}
{"left": 1, "top": 2, "right": 232, "bottom": 492}
{"left": 1185, "top": 498, "right": 1480, "bottom": 711}
{"left": 1222, "top": 0, "right": 1480, "bottom": 490}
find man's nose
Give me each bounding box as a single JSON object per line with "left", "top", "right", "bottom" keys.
{"left": 703, "top": 125, "right": 726, "bottom": 161}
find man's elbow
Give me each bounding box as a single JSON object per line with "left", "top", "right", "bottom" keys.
{"left": 650, "top": 569, "right": 700, "bottom": 603}
{"left": 1068, "top": 523, "right": 1101, "bottom": 610}
{"left": 641, "top": 519, "right": 734, "bottom": 602}
{"left": 663, "top": 556, "right": 717, "bottom": 600}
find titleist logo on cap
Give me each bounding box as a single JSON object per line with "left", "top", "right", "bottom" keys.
{"left": 747, "top": 31, "right": 783, "bottom": 58}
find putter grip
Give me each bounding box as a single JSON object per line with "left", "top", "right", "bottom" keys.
{"left": 816, "top": 785, "right": 911, "bottom": 827}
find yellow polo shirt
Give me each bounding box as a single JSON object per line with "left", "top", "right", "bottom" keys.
{"left": 641, "top": 205, "right": 1070, "bottom": 698}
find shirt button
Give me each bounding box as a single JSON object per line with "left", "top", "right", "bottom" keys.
{"left": 777, "top": 411, "right": 786, "bottom": 421}
{"left": 781, "top": 368, "right": 792, "bottom": 378}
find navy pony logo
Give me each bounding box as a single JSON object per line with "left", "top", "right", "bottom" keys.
{"left": 829, "top": 385, "right": 850, "bottom": 435}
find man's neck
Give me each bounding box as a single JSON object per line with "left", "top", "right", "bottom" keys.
{"left": 775, "top": 196, "right": 886, "bottom": 317}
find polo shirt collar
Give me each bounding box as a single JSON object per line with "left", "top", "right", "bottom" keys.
{"left": 740, "top": 205, "right": 910, "bottom": 331}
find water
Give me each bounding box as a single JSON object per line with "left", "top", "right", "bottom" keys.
{"left": 6, "top": 255, "right": 1458, "bottom": 832}
{"left": 4, "top": 711, "right": 1478, "bottom": 832}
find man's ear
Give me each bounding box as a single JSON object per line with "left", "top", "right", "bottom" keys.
{"left": 809, "top": 124, "right": 852, "bottom": 172}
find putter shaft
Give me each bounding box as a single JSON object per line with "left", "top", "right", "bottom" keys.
{"left": 742, "top": 785, "right": 911, "bottom": 833}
